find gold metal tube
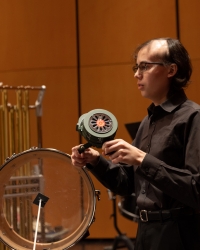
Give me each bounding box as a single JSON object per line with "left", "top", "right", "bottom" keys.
{"left": 23, "top": 89, "right": 30, "bottom": 165}
{"left": 23, "top": 89, "right": 33, "bottom": 240}
{"left": 16, "top": 89, "right": 23, "bottom": 154}
{"left": 0, "top": 104, "right": 3, "bottom": 165}
{"left": 16, "top": 89, "right": 26, "bottom": 237}
{"left": 4, "top": 105, "right": 15, "bottom": 227}
{"left": 2, "top": 90, "right": 8, "bottom": 160}
{"left": 8, "top": 105, "right": 15, "bottom": 157}
{"left": 1, "top": 90, "right": 9, "bottom": 250}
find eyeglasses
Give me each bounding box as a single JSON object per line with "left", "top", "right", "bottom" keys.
{"left": 133, "top": 62, "right": 164, "bottom": 74}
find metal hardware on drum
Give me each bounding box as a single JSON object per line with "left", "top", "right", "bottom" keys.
{"left": 76, "top": 109, "right": 118, "bottom": 153}
{"left": 95, "top": 190, "right": 101, "bottom": 201}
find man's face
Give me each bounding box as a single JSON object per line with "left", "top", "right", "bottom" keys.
{"left": 134, "top": 40, "right": 171, "bottom": 105}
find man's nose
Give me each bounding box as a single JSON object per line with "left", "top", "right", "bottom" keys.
{"left": 134, "top": 70, "right": 142, "bottom": 79}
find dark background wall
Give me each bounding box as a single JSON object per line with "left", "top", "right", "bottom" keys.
{"left": 0, "top": 0, "right": 200, "bottom": 239}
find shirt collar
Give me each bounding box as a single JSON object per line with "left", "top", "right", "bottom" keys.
{"left": 148, "top": 89, "right": 187, "bottom": 117}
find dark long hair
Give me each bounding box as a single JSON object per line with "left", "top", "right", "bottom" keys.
{"left": 134, "top": 38, "right": 192, "bottom": 91}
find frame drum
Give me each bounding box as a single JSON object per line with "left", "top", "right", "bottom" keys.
{"left": 0, "top": 148, "right": 96, "bottom": 250}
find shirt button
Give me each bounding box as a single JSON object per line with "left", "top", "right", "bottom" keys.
{"left": 141, "top": 189, "right": 146, "bottom": 194}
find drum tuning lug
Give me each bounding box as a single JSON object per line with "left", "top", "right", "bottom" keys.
{"left": 10, "top": 153, "right": 16, "bottom": 160}
{"left": 95, "top": 190, "right": 101, "bottom": 201}
{"left": 5, "top": 157, "right": 10, "bottom": 162}
{"left": 5, "top": 153, "right": 16, "bottom": 162}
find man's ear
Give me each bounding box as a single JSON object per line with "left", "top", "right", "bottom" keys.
{"left": 167, "top": 63, "right": 177, "bottom": 78}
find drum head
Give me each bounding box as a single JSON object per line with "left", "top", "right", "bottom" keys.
{"left": 0, "top": 148, "right": 96, "bottom": 250}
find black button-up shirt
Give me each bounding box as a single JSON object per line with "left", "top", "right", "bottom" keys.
{"left": 87, "top": 90, "right": 200, "bottom": 211}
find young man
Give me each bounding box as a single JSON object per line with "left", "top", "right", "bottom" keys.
{"left": 71, "top": 38, "right": 200, "bottom": 250}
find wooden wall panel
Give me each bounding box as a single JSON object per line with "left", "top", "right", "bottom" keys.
{"left": 78, "top": 0, "right": 176, "bottom": 66}
{"left": 0, "top": 0, "right": 79, "bottom": 154}
{"left": 0, "top": 0, "right": 77, "bottom": 70}
{"left": 179, "top": 0, "right": 200, "bottom": 59}
{"left": 179, "top": 1, "right": 200, "bottom": 103}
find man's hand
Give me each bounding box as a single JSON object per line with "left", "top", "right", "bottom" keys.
{"left": 102, "top": 139, "right": 146, "bottom": 165}
{"left": 71, "top": 145, "right": 100, "bottom": 168}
